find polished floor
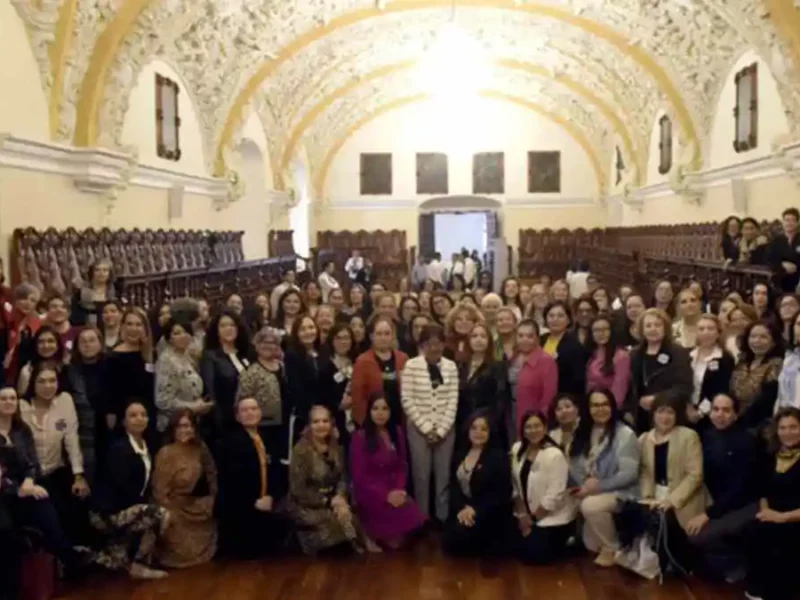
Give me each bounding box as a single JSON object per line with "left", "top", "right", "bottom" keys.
{"left": 60, "top": 534, "right": 741, "bottom": 600}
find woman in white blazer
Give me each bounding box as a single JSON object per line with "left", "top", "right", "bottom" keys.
{"left": 511, "top": 410, "right": 577, "bottom": 564}
{"left": 401, "top": 324, "right": 459, "bottom": 522}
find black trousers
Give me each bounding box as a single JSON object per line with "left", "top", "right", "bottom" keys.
{"left": 688, "top": 503, "right": 757, "bottom": 579}
{"left": 518, "top": 522, "right": 574, "bottom": 565}
{"left": 442, "top": 514, "right": 511, "bottom": 558}
{"left": 0, "top": 498, "right": 21, "bottom": 600}
{"left": 745, "top": 520, "right": 800, "bottom": 600}
{"left": 40, "top": 467, "right": 92, "bottom": 545}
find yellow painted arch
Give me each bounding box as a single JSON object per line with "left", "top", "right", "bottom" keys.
{"left": 314, "top": 90, "right": 607, "bottom": 198}
{"left": 762, "top": 0, "right": 800, "bottom": 75}
{"left": 48, "top": 0, "right": 79, "bottom": 138}
{"left": 281, "top": 58, "right": 642, "bottom": 187}
{"left": 69, "top": 0, "right": 699, "bottom": 172}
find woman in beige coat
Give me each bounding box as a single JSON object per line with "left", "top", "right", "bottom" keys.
{"left": 638, "top": 395, "right": 706, "bottom": 569}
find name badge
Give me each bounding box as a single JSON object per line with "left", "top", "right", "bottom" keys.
{"left": 334, "top": 371, "right": 345, "bottom": 383}
{"left": 698, "top": 399, "right": 712, "bottom": 415}
{"left": 707, "top": 360, "right": 718, "bottom": 372}
{"left": 55, "top": 419, "right": 67, "bottom": 432}
{"left": 657, "top": 353, "right": 670, "bottom": 365}
{"left": 144, "top": 362, "right": 154, "bottom": 373}
{"left": 65, "top": 340, "right": 73, "bottom": 351}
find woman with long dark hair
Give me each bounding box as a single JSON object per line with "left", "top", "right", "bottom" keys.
{"left": 350, "top": 392, "right": 425, "bottom": 550}
{"left": 443, "top": 409, "right": 512, "bottom": 557}
{"left": 200, "top": 309, "right": 252, "bottom": 435}
{"left": 152, "top": 409, "right": 218, "bottom": 567}
{"left": 511, "top": 410, "right": 577, "bottom": 564}
{"left": 586, "top": 315, "right": 630, "bottom": 407}
{"left": 541, "top": 301, "right": 589, "bottom": 397}
{"left": 568, "top": 388, "right": 640, "bottom": 567}
{"left": 318, "top": 322, "right": 356, "bottom": 443}
{"left": 283, "top": 315, "right": 322, "bottom": 443}
{"left": 271, "top": 288, "right": 306, "bottom": 338}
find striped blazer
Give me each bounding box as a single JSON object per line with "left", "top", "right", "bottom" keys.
{"left": 400, "top": 355, "right": 459, "bottom": 438}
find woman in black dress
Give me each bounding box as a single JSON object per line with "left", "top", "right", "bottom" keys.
{"left": 105, "top": 308, "right": 155, "bottom": 441}
{"left": 200, "top": 310, "right": 252, "bottom": 437}
{"left": 318, "top": 323, "right": 356, "bottom": 445}
{"left": 745, "top": 407, "right": 800, "bottom": 600}
{"left": 283, "top": 315, "right": 323, "bottom": 446}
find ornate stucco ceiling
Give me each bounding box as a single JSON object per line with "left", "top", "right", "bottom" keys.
{"left": 11, "top": 0, "right": 800, "bottom": 194}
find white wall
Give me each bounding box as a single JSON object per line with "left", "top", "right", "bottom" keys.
{"left": 708, "top": 50, "right": 791, "bottom": 169}
{"left": 324, "top": 97, "right": 600, "bottom": 201}
{"left": 434, "top": 212, "right": 487, "bottom": 259}
{"left": 0, "top": 2, "right": 49, "bottom": 140}
{"left": 121, "top": 59, "right": 207, "bottom": 176}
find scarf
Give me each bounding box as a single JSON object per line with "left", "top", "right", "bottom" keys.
{"left": 776, "top": 445, "right": 800, "bottom": 474}
{"left": 778, "top": 350, "right": 800, "bottom": 411}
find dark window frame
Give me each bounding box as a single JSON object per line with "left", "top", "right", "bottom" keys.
{"left": 155, "top": 73, "right": 181, "bottom": 162}
{"left": 733, "top": 62, "right": 758, "bottom": 153}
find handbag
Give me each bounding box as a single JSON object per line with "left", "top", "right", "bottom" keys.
{"left": 19, "top": 528, "right": 58, "bottom": 600}
{"left": 614, "top": 535, "right": 660, "bottom": 580}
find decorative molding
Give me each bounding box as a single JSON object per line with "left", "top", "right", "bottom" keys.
{"left": 325, "top": 196, "right": 598, "bottom": 211}
{"left": 0, "top": 134, "right": 232, "bottom": 200}
{"left": 624, "top": 141, "right": 800, "bottom": 204}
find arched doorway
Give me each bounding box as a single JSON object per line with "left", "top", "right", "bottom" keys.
{"left": 232, "top": 138, "right": 268, "bottom": 258}
{"left": 417, "top": 195, "right": 507, "bottom": 285}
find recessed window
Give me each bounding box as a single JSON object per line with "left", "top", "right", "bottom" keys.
{"left": 658, "top": 115, "right": 672, "bottom": 175}
{"left": 734, "top": 63, "right": 758, "bottom": 153}
{"left": 155, "top": 74, "right": 181, "bottom": 161}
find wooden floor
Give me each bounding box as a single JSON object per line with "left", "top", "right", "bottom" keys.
{"left": 60, "top": 534, "right": 741, "bottom": 600}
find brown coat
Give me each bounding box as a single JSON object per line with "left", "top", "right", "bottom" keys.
{"left": 638, "top": 426, "right": 707, "bottom": 530}
{"left": 351, "top": 350, "right": 408, "bottom": 426}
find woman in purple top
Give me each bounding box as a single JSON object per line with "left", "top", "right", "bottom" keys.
{"left": 350, "top": 392, "right": 426, "bottom": 549}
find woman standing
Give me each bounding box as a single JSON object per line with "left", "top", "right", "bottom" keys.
{"left": 731, "top": 321, "right": 783, "bottom": 429}
{"left": 71, "top": 326, "right": 111, "bottom": 463}
{"left": 493, "top": 307, "right": 519, "bottom": 361}
{"left": 651, "top": 280, "right": 675, "bottom": 318}
{"left": 350, "top": 393, "right": 426, "bottom": 549}
{"left": 687, "top": 315, "right": 735, "bottom": 430}
{"left": 586, "top": 315, "right": 630, "bottom": 407}
{"left": 91, "top": 401, "right": 169, "bottom": 579}
{"left": 283, "top": 315, "right": 323, "bottom": 441}
{"left": 457, "top": 323, "right": 509, "bottom": 444}
{"left": 317, "top": 261, "right": 340, "bottom": 303}
{"left": 514, "top": 319, "right": 558, "bottom": 438}
{"left": 443, "top": 410, "right": 511, "bottom": 557}
{"left": 236, "top": 327, "right": 288, "bottom": 462}
{"left": 72, "top": 258, "right": 115, "bottom": 327}
{"left": 101, "top": 300, "right": 123, "bottom": 350}
{"left": 318, "top": 323, "right": 356, "bottom": 443}
{"left": 541, "top": 302, "right": 589, "bottom": 396}
{"left": 672, "top": 288, "right": 703, "bottom": 349}
{"left": 512, "top": 411, "right": 577, "bottom": 564}
{"left": 155, "top": 318, "right": 210, "bottom": 436}
{"left": 499, "top": 277, "right": 524, "bottom": 320}
{"left": 200, "top": 310, "right": 251, "bottom": 435}
{"left": 399, "top": 314, "right": 429, "bottom": 358}
{"left": 106, "top": 308, "right": 155, "bottom": 436}
{"left": 217, "top": 398, "right": 292, "bottom": 558}
{"left": 288, "top": 405, "right": 365, "bottom": 555}
{"left": 617, "top": 292, "right": 645, "bottom": 350}
{"left": 152, "top": 410, "right": 217, "bottom": 568}
{"left": 401, "top": 324, "right": 459, "bottom": 522}
{"left": 272, "top": 289, "right": 306, "bottom": 338}
{"left": 444, "top": 304, "right": 483, "bottom": 363}
{"left": 627, "top": 308, "right": 693, "bottom": 433}
{"left": 351, "top": 316, "right": 408, "bottom": 428}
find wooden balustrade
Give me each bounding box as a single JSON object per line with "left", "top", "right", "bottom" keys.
{"left": 315, "top": 229, "right": 409, "bottom": 290}
{"left": 10, "top": 227, "right": 309, "bottom": 310}
{"left": 520, "top": 221, "right": 779, "bottom": 304}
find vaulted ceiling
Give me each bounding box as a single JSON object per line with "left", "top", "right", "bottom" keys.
{"left": 12, "top": 0, "right": 800, "bottom": 194}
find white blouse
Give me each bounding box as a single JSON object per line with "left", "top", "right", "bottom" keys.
{"left": 510, "top": 443, "right": 577, "bottom": 527}
{"left": 128, "top": 434, "right": 151, "bottom": 496}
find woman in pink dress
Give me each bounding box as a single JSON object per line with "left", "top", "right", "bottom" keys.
{"left": 350, "top": 392, "right": 426, "bottom": 549}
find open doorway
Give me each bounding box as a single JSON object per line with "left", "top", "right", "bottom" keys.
{"left": 418, "top": 195, "right": 506, "bottom": 285}
{"left": 433, "top": 212, "right": 487, "bottom": 260}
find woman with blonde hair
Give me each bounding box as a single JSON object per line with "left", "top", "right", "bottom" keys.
{"left": 444, "top": 303, "right": 484, "bottom": 364}
{"left": 493, "top": 306, "right": 519, "bottom": 361}
{"left": 687, "top": 314, "right": 735, "bottom": 430}
{"left": 672, "top": 287, "right": 703, "bottom": 348}
{"left": 106, "top": 307, "right": 155, "bottom": 436}
{"left": 626, "top": 308, "right": 693, "bottom": 433}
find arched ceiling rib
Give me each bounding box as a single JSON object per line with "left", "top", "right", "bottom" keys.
{"left": 292, "top": 65, "right": 610, "bottom": 195}
{"left": 276, "top": 58, "right": 641, "bottom": 186}
{"left": 10, "top": 0, "right": 800, "bottom": 187}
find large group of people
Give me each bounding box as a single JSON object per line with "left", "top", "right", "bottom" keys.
{"left": 3, "top": 211, "right": 800, "bottom": 600}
